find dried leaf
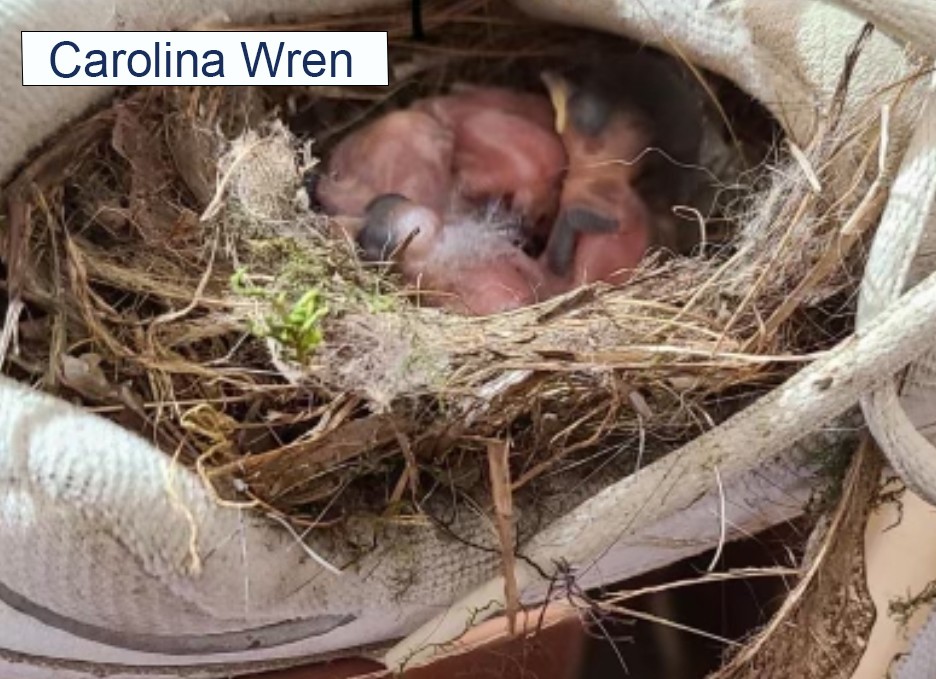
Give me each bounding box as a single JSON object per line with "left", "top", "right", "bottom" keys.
{"left": 59, "top": 353, "right": 115, "bottom": 402}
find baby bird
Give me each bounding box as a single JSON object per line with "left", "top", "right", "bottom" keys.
{"left": 356, "top": 194, "right": 548, "bottom": 316}
{"left": 541, "top": 53, "right": 704, "bottom": 287}
{"left": 436, "top": 82, "right": 557, "bottom": 130}
{"left": 315, "top": 109, "right": 456, "bottom": 217}
{"left": 414, "top": 85, "right": 567, "bottom": 231}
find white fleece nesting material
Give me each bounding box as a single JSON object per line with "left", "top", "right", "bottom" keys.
{"left": 2, "top": 0, "right": 936, "bottom": 677}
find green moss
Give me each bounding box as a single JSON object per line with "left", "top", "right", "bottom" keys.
{"left": 244, "top": 236, "right": 398, "bottom": 312}
{"left": 231, "top": 268, "right": 328, "bottom": 362}
{"left": 245, "top": 237, "right": 326, "bottom": 290}
{"left": 361, "top": 287, "right": 397, "bottom": 313}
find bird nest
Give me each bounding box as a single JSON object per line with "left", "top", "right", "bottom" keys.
{"left": 0, "top": 0, "right": 894, "bottom": 534}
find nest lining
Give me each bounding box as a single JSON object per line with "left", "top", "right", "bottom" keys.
{"left": 0, "top": 0, "right": 903, "bottom": 537}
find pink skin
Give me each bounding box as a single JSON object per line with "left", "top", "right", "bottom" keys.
{"left": 566, "top": 184, "right": 651, "bottom": 286}
{"left": 415, "top": 87, "right": 567, "bottom": 228}
{"left": 443, "top": 83, "right": 559, "bottom": 130}
{"left": 547, "top": 107, "right": 654, "bottom": 290}
{"left": 374, "top": 200, "right": 548, "bottom": 316}
{"left": 315, "top": 110, "right": 455, "bottom": 217}
{"left": 440, "top": 256, "right": 543, "bottom": 316}
{"left": 320, "top": 86, "right": 634, "bottom": 315}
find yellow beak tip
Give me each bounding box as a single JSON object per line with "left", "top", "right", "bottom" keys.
{"left": 540, "top": 71, "right": 570, "bottom": 135}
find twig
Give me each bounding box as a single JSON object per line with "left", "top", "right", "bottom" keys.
{"left": 487, "top": 439, "right": 519, "bottom": 635}
{"left": 706, "top": 465, "right": 727, "bottom": 572}
{"left": 265, "top": 512, "right": 343, "bottom": 575}
{"left": 601, "top": 601, "right": 742, "bottom": 647}
{"left": 602, "top": 566, "right": 799, "bottom": 606}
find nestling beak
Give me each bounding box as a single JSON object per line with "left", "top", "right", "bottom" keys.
{"left": 540, "top": 70, "right": 570, "bottom": 135}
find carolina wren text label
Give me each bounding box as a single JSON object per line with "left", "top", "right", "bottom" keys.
{"left": 21, "top": 31, "right": 389, "bottom": 86}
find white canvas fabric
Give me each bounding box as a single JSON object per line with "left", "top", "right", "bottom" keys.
{"left": 1, "top": 0, "right": 936, "bottom": 677}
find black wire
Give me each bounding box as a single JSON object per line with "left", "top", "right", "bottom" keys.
{"left": 411, "top": 0, "right": 425, "bottom": 41}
